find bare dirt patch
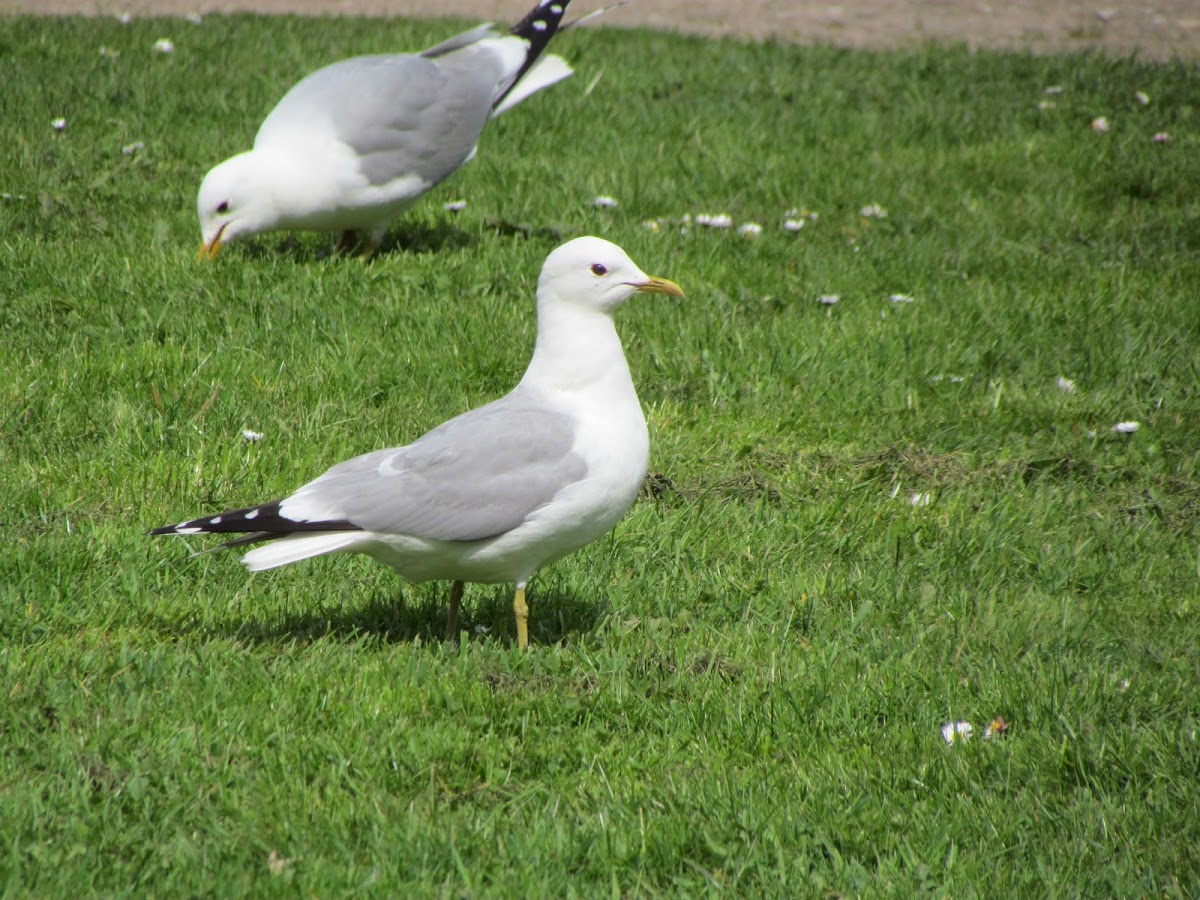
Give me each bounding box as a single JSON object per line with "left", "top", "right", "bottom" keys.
{"left": 3, "top": 0, "right": 1199, "bottom": 60}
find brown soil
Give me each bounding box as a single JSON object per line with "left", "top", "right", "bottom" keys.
{"left": 2, "top": 0, "right": 1198, "bottom": 60}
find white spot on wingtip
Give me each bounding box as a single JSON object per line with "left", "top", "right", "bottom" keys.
{"left": 549, "top": 3, "right": 563, "bottom": 12}
{"left": 531, "top": 19, "right": 548, "bottom": 31}
{"left": 245, "top": 509, "right": 259, "bottom": 520}
{"left": 176, "top": 526, "right": 203, "bottom": 534}
{"left": 209, "top": 516, "right": 222, "bottom": 525}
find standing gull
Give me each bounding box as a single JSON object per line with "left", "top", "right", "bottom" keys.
{"left": 197, "top": 0, "right": 577, "bottom": 258}
{"left": 150, "top": 237, "right": 684, "bottom": 648}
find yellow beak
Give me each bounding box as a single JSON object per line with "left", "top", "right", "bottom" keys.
{"left": 635, "top": 275, "right": 685, "bottom": 298}
{"left": 197, "top": 223, "right": 228, "bottom": 261}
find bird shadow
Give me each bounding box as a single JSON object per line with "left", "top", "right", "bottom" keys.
{"left": 153, "top": 584, "right": 609, "bottom": 650}
{"left": 372, "top": 220, "right": 477, "bottom": 257}
{"left": 231, "top": 219, "right": 477, "bottom": 264}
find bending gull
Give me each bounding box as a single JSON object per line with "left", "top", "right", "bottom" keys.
{"left": 150, "top": 237, "right": 685, "bottom": 649}
{"left": 197, "top": 0, "right": 577, "bottom": 258}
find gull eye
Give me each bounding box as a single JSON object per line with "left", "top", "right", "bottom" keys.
{"left": 590, "top": 263, "right": 607, "bottom": 276}
{"left": 216, "top": 200, "right": 230, "bottom": 214}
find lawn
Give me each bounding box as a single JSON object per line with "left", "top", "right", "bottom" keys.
{"left": 2, "top": 12, "right": 1199, "bottom": 895}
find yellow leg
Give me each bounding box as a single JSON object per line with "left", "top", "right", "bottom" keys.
{"left": 445, "top": 580, "right": 464, "bottom": 642}
{"left": 359, "top": 234, "right": 385, "bottom": 260}
{"left": 513, "top": 584, "right": 529, "bottom": 650}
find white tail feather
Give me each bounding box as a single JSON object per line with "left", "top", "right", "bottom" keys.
{"left": 492, "top": 54, "right": 574, "bottom": 118}
{"left": 241, "top": 532, "right": 367, "bottom": 571}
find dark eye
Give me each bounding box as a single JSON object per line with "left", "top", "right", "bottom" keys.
{"left": 590, "top": 263, "right": 607, "bottom": 276}
{"left": 216, "top": 200, "right": 230, "bottom": 214}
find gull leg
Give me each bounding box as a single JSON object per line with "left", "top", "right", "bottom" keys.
{"left": 513, "top": 582, "right": 529, "bottom": 650}
{"left": 445, "top": 580, "right": 464, "bottom": 642}
{"left": 334, "top": 229, "right": 359, "bottom": 255}
{"left": 360, "top": 233, "right": 385, "bottom": 260}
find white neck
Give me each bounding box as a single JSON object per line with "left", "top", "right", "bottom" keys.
{"left": 518, "top": 295, "right": 636, "bottom": 402}
{"left": 244, "top": 148, "right": 345, "bottom": 228}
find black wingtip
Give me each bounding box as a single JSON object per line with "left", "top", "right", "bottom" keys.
{"left": 148, "top": 500, "right": 362, "bottom": 538}
{"left": 509, "top": 0, "right": 572, "bottom": 41}
{"left": 495, "top": 0, "right": 573, "bottom": 109}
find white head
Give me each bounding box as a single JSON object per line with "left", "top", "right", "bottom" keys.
{"left": 537, "top": 236, "right": 684, "bottom": 313}
{"left": 196, "top": 152, "right": 281, "bottom": 259}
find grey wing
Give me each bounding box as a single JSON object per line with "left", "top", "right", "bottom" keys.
{"left": 420, "top": 23, "right": 497, "bottom": 59}
{"left": 286, "top": 398, "right": 588, "bottom": 542}
{"left": 257, "top": 53, "right": 504, "bottom": 187}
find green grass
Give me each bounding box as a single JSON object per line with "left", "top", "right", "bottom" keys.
{"left": 3, "top": 12, "right": 1200, "bottom": 895}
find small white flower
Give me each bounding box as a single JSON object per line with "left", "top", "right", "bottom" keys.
{"left": 50, "top": 117, "right": 67, "bottom": 131}
{"left": 1091, "top": 116, "right": 1110, "bottom": 133}
{"left": 99, "top": 46, "right": 120, "bottom": 58}
{"left": 1118, "top": 678, "right": 1131, "bottom": 692}
{"left": 1038, "top": 100, "right": 1056, "bottom": 110}
{"left": 1112, "top": 420, "right": 1139, "bottom": 433}
{"left": 696, "top": 213, "right": 733, "bottom": 228}
{"left": 889, "top": 293, "right": 914, "bottom": 303}
{"left": 473, "top": 624, "right": 491, "bottom": 634}
{"left": 121, "top": 141, "right": 145, "bottom": 156}
{"left": 1134, "top": 90, "right": 1150, "bottom": 106}
{"left": 591, "top": 195, "right": 618, "bottom": 209}
{"left": 642, "top": 219, "right": 661, "bottom": 232}
{"left": 442, "top": 199, "right": 466, "bottom": 212}
{"left": 1056, "top": 376, "right": 1076, "bottom": 393}
{"left": 1153, "top": 132, "right": 1170, "bottom": 143}
{"left": 942, "top": 721, "right": 973, "bottom": 744}
{"left": 737, "top": 222, "right": 763, "bottom": 239}
{"left": 1044, "top": 85, "right": 1064, "bottom": 95}
{"left": 817, "top": 294, "right": 839, "bottom": 305}
{"left": 909, "top": 492, "right": 932, "bottom": 507}
{"left": 242, "top": 429, "right": 264, "bottom": 442}
{"left": 185, "top": 12, "right": 203, "bottom": 24}
{"left": 782, "top": 219, "right": 805, "bottom": 232}
{"left": 117, "top": 10, "right": 133, "bottom": 24}
{"left": 859, "top": 202, "right": 887, "bottom": 218}
{"left": 153, "top": 38, "right": 175, "bottom": 54}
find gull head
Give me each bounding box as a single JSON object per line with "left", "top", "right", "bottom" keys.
{"left": 196, "top": 152, "right": 279, "bottom": 259}
{"left": 538, "top": 236, "right": 684, "bottom": 313}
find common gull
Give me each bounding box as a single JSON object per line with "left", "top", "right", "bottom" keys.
{"left": 197, "top": 0, "right": 577, "bottom": 258}
{"left": 151, "top": 236, "right": 684, "bottom": 648}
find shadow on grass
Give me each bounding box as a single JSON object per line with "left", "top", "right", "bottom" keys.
{"left": 155, "top": 584, "right": 608, "bottom": 650}
{"left": 231, "top": 219, "right": 477, "bottom": 263}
